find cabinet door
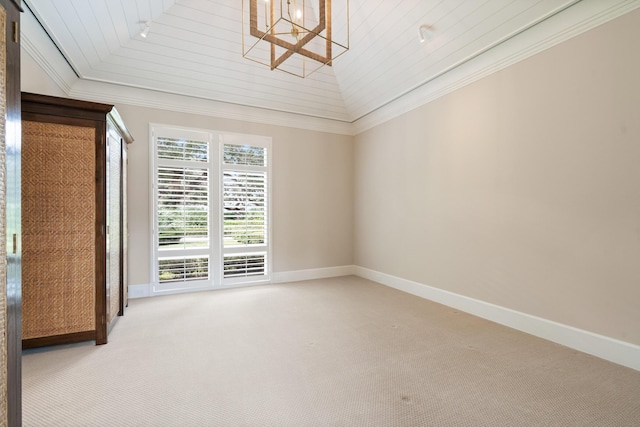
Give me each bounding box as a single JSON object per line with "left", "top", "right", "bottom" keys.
{"left": 106, "top": 126, "right": 122, "bottom": 323}
{"left": 22, "top": 120, "right": 97, "bottom": 339}
{"left": 122, "top": 142, "right": 129, "bottom": 308}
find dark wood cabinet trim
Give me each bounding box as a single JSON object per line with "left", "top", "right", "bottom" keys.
{"left": 22, "top": 111, "right": 104, "bottom": 128}
{"left": 22, "top": 92, "right": 113, "bottom": 116}
{"left": 95, "top": 120, "right": 108, "bottom": 346}
{"left": 8, "top": 0, "right": 21, "bottom": 12}
{"left": 22, "top": 331, "right": 97, "bottom": 350}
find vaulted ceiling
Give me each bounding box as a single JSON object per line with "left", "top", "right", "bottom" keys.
{"left": 21, "top": 0, "right": 640, "bottom": 134}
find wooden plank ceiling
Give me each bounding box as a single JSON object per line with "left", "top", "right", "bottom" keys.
{"left": 24, "top": 0, "right": 579, "bottom": 122}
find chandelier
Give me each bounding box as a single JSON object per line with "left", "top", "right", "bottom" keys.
{"left": 242, "top": 0, "right": 349, "bottom": 78}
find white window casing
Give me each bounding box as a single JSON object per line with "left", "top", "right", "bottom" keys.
{"left": 150, "top": 125, "right": 271, "bottom": 294}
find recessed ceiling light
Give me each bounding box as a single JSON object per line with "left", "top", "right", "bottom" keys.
{"left": 140, "top": 22, "right": 150, "bottom": 38}
{"left": 419, "top": 24, "right": 434, "bottom": 43}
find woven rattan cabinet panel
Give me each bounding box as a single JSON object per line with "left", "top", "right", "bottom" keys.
{"left": 21, "top": 93, "right": 133, "bottom": 349}
{"left": 22, "top": 121, "right": 96, "bottom": 339}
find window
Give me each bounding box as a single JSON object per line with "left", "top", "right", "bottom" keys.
{"left": 222, "top": 142, "right": 268, "bottom": 283}
{"left": 151, "top": 126, "right": 270, "bottom": 294}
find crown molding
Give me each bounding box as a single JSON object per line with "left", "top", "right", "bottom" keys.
{"left": 21, "top": 5, "right": 78, "bottom": 94}
{"left": 351, "top": 0, "right": 640, "bottom": 135}
{"left": 67, "top": 79, "right": 354, "bottom": 135}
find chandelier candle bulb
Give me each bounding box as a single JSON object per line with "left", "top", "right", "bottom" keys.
{"left": 264, "top": 0, "right": 269, "bottom": 28}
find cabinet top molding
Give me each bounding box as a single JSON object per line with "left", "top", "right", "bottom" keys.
{"left": 21, "top": 92, "right": 134, "bottom": 144}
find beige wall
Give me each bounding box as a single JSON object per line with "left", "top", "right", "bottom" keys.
{"left": 354, "top": 9, "right": 640, "bottom": 345}
{"left": 21, "top": 50, "right": 66, "bottom": 97}
{"left": 114, "top": 104, "right": 354, "bottom": 286}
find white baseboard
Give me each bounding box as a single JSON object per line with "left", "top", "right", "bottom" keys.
{"left": 354, "top": 266, "right": 640, "bottom": 372}
{"left": 271, "top": 265, "right": 356, "bottom": 284}
{"left": 128, "top": 266, "right": 356, "bottom": 299}
{"left": 128, "top": 283, "right": 151, "bottom": 299}
{"left": 129, "top": 265, "right": 355, "bottom": 299}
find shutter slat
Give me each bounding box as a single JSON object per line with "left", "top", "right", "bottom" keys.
{"left": 157, "top": 166, "right": 209, "bottom": 248}
{"left": 158, "top": 256, "right": 209, "bottom": 283}
{"left": 157, "top": 137, "right": 209, "bottom": 162}
{"left": 223, "top": 253, "right": 266, "bottom": 278}
{"left": 222, "top": 167, "right": 267, "bottom": 248}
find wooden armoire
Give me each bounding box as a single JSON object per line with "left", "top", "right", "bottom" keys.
{"left": 21, "top": 93, "right": 133, "bottom": 349}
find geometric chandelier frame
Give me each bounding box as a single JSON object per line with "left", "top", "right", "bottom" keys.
{"left": 242, "top": 0, "right": 349, "bottom": 78}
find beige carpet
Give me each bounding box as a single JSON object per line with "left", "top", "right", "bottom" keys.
{"left": 22, "top": 276, "right": 640, "bottom": 426}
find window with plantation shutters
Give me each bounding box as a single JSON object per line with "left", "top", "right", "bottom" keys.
{"left": 222, "top": 142, "right": 269, "bottom": 283}
{"left": 157, "top": 166, "right": 208, "bottom": 247}
{"left": 154, "top": 130, "right": 211, "bottom": 291}
{"left": 151, "top": 125, "right": 270, "bottom": 294}
{"left": 156, "top": 166, "right": 209, "bottom": 281}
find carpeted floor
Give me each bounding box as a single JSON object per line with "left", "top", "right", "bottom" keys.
{"left": 22, "top": 276, "right": 640, "bottom": 426}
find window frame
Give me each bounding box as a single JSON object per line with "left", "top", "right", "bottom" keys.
{"left": 149, "top": 124, "right": 272, "bottom": 295}
{"left": 220, "top": 133, "right": 272, "bottom": 286}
